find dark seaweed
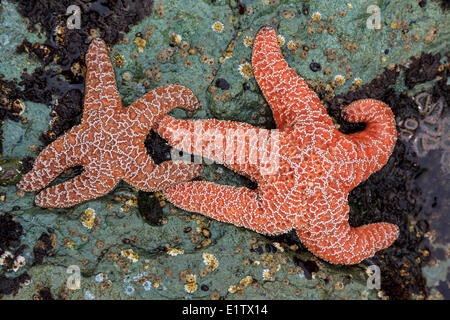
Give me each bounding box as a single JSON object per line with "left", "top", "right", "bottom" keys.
{"left": 440, "top": 0, "right": 450, "bottom": 11}
{"left": 0, "top": 77, "right": 26, "bottom": 156}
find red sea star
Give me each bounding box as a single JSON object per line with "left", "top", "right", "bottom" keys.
{"left": 155, "top": 27, "right": 399, "bottom": 264}
{"left": 17, "top": 38, "right": 201, "bottom": 208}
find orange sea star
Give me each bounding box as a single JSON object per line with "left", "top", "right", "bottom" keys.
{"left": 155, "top": 27, "right": 399, "bottom": 264}
{"left": 17, "top": 38, "right": 201, "bottom": 208}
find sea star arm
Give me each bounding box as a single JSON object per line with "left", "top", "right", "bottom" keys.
{"left": 123, "top": 146, "right": 201, "bottom": 191}
{"left": 336, "top": 99, "right": 397, "bottom": 190}
{"left": 164, "top": 181, "right": 285, "bottom": 234}
{"left": 83, "top": 38, "right": 122, "bottom": 117}
{"left": 155, "top": 116, "right": 272, "bottom": 181}
{"left": 297, "top": 222, "right": 399, "bottom": 264}
{"left": 34, "top": 166, "right": 118, "bottom": 208}
{"left": 126, "top": 85, "right": 201, "bottom": 132}
{"left": 17, "top": 128, "right": 83, "bottom": 192}
{"left": 295, "top": 190, "right": 399, "bottom": 264}
{"left": 252, "top": 27, "right": 333, "bottom": 129}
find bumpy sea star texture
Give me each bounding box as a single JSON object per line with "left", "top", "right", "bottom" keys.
{"left": 17, "top": 38, "right": 201, "bottom": 208}
{"left": 155, "top": 27, "right": 399, "bottom": 264}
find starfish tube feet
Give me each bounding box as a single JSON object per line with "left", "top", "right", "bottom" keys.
{"left": 34, "top": 169, "right": 118, "bottom": 208}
